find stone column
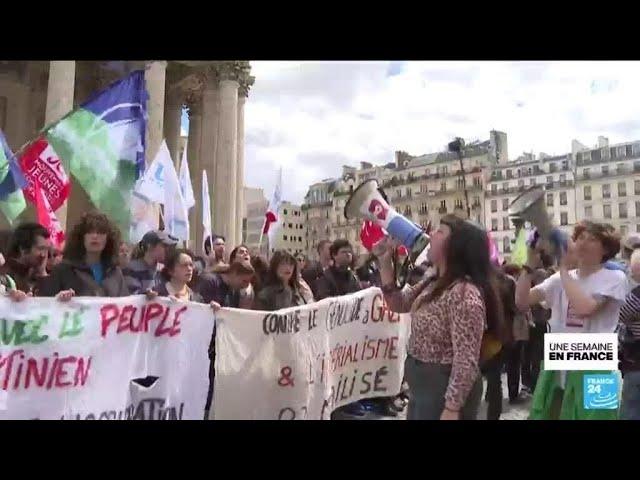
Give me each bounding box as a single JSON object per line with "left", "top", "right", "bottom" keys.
{"left": 198, "top": 67, "right": 220, "bottom": 241}
{"left": 186, "top": 92, "right": 203, "bottom": 252}
{"left": 144, "top": 61, "right": 167, "bottom": 166}
{"left": 235, "top": 95, "right": 246, "bottom": 245}
{"left": 235, "top": 71, "right": 255, "bottom": 245}
{"left": 214, "top": 63, "right": 240, "bottom": 247}
{"left": 45, "top": 61, "right": 76, "bottom": 230}
{"left": 164, "top": 89, "right": 183, "bottom": 167}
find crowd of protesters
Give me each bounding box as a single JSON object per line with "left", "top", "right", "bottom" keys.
{"left": 2, "top": 208, "right": 640, "bottom": 420}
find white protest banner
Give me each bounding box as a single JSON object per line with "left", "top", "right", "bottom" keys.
{"left": 212, "top": 287, "right": 411, "bottom": 420}
{"left": 0, "top": 295, "right": 214, "bottom": 420}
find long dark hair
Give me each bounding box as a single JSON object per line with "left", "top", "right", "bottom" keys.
{"left": 63, "top": 211, "right": 121, "bottom": 266}
{"left": 265, "top": 250, "right": 302, "bottom": 290}
{"left": 426, "top": 215, "right": 507, "bottom": 343}
{"left": 250, "top": 254, "right": 269, "bottom": 294}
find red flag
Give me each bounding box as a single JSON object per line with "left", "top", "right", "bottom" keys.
{"left": 263, "top": 168, "right": 282, "bottom": 236}
{"left": 360, "top": 220, "right": 386, "bottom": 251}
{"left": 19, "top": 137, "right": 71, "bottom": 211}
{"left": 34, "top": 181, "right": 65, "bottom": 249}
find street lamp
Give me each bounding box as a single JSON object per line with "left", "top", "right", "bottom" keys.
{"left": 448, "top": 137, "right": 471, "bottom": 220}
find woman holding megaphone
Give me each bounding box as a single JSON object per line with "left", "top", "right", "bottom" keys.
{"left": 376, "top": 215, "right": 508, "bottom": 420}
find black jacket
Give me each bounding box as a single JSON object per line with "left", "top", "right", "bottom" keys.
{"left": 254, "top": 283, "right": 312, "bottom": 311}
{"left": 40, "top": 260, "right": 128, "bottom": 297}
{"left": 314, "top": 266, "right": 361, "bottom": 301}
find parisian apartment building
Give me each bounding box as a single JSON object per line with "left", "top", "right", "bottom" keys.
{"left": 301, "top": 131, "right": 640, "bottom": 262}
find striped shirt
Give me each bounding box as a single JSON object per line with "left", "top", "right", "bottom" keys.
{"left": 619, "top": 286, "right": 640, "bottom": 337}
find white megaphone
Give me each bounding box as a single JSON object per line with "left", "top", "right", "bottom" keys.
{"left": 345, "top": 179, "right": 430, "bottom": 286}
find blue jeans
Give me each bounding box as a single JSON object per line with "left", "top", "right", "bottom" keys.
{"left": 620, "top": 371, "right": 640, "bottom": 420}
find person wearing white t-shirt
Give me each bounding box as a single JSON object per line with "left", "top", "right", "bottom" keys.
{"left": 515, "top": 221, "right": 627, "bottom": 420}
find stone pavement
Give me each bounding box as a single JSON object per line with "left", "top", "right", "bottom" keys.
{"left": 334, "top": 373, "right": 531, "bottom": 420}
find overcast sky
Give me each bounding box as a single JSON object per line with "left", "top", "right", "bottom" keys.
{"left": 182, "top": 61, "right": 640, "bottom": 205}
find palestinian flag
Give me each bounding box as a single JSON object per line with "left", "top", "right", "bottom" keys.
{"left": 18, "top": 71, "right": 147, "bottom": 240}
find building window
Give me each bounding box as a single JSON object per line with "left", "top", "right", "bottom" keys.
{"left": 562, "top": 160, "right": 568, "bottom": 170}
{"left": 440, "top": 182, "right": 446, "bottom": 192}
{"left": 619, "top": 182, "right": 627, "bottom": 197}
{"left": 602, "top": 184, "right": 611, "bottom": 199}
{"left": 583, "top": 168, "right": 590, "bottom": 179}
{"left": 549, "top": 163, "right": 557, "bottom": 173}
{"left": 636, "top": 180, "right": 640, "bottom": 195}
{"left": 473, "top": 177, "right": 482, "bottom": 188}
{"left": 502, "top": 198, "right": 509, "bottom": 211}
{"left": 503, "top": 217, "right": 510, "bottom": 231}
{"left": 491, "top": 218, "right": 498, "bottom": 231}
{"left": 560, "top": 212, "right": 568, "bottom": 225}
{"left": 518, "top": 179, "right": 524, "bottom": 188}
{"left": 546, "top": 193, "right": 554, "bottom": 207}
{"left": 584, "top": 185, "right": 591, "bottom": 201}
{"left": 559, "top": 174, "right": 566, "bottom": 184}
{"left": 283, "top": 209, "right": 288, "bottom": 215}
{"left": 546, "top": 176, "right": 553, "bottom": 185}
{"left": 620, "top": 203, "right": 628, "bottom": 219}
{"left": 503, "top": 237, "right": 510, "bottom": 253}
{"left": 454, "top": 198, "right": 464, "bottom": 209}
{"left": 637, "top": 224, "right": 640, "bottom": 233}
{"left": 621, "top": 225, "right": 628, "bottom": 237}
{"left": 602, "top": 165, "right": 609, "bottom": 176}
{"left": 617, "top": 163, "right": 625, "bottom": 175}
{"left": 584, "top": 206, "right": 592, "bottom": 218}
{"left": 507, "top": 169, "right": 513, "bottom": 179}
{"left": 502, "top": 182, "right": 509, "bottom": 192}
{"left": 529, "top": 178, "right": 536, "bottom": 186}
{"left": 560, "top": 192, "right": 567, "bottom": 206}
{"left": 637, "top": 202, "right": 640, "bottom": 217}
{"left": 288, "top": 223, "right": 293, "bottom": 228}
{"left": 491, "top": 184, "right": 497, "bottom": 193}
{"left": 491, "top": 200, "right": 497, "bottom": 213}
{"left": 440, "top": 199, "right": 446, "bottom": 209}
{"left": 283, "top": 235, "right": 288, "bottom": 241}
{"left": 603, "top": 204, "right": 612, "bottom": 219}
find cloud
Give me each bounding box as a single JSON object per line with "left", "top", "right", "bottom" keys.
{"left": 238, "top": 61, "right": 640, "bottom": 204}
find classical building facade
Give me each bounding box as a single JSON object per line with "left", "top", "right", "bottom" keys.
{"left": 270, "top": 201, "right": 305, "bottom": 256}
{"left": 243, "top": 186, "right": 269, "bottom": 255}
{"left": 574, "top": 137, "right": 640, "bottom": 237}
{"left": 302, "top": 130, "right": 508, "bottom": 260}
{"left": 0, "top": 60, "right": 254, "bottom": 252}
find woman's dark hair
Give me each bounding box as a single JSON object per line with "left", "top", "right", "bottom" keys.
{"left": 250, "top": 255, "right": 269, "bottom": 294}
{"left": 63, "top": 211, "right": 121, "bottom": 265}
{"left": 161, "top": 249, "right": 194, "bottom": 283}
{"left": 426, "top": 215, "right": 507, "bottom": 343}
{"left": 229, "top": 244, "right": 250, "bottom": 264}
{"left": 502, "top": 263, "right": 522, "bottom": 278}
{"left": 572, "top": 221, "right": 621, "bottom": 263}
{"left": 8, "top": 223, "right": 50, "bottom": 258}
{"left": 265, "top": 250, "right": 302, "bottom": 290}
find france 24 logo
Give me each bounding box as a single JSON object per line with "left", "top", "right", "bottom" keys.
{"left": 583, "top": 373, "right": 619, "bottom": 410}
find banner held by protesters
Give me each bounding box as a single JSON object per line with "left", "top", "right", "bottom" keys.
{"left": 213, "top": 287, "right": 411, "bottom": 420}
{"left": 0, "top": 296, "right": 213, "bottom": 420}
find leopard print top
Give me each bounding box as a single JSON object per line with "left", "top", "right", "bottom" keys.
{"left": 385, "top": 279, "right": 486, "bottom": 411}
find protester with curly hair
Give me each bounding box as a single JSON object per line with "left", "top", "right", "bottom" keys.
{"left": 40, "top": 211, "right": 128, "bottom": 299}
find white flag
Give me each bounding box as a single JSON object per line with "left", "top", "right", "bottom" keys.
{"left": 129, "top": 187, "right": 159, "bottom": 244}
{"left": 178, "top": 143, "right": 195, "bottom": 210}
{"left": 202, "top": 170, "right": 212, "bottom": 253}
{"left": 264, "top": 167, "right": 283, "bottom": 247}
{"left": 137, "top": 140, "right": 189, "bottom": 241}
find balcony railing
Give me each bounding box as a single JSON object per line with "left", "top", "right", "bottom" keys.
{"left": 577, "top": 165, "right": 636, "bottom": 181}
{"left": 418, "top": 210, "right": 429, "bottom": 217}
{"left": 438, "top": 207, "right": 447, "bottom": 214}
